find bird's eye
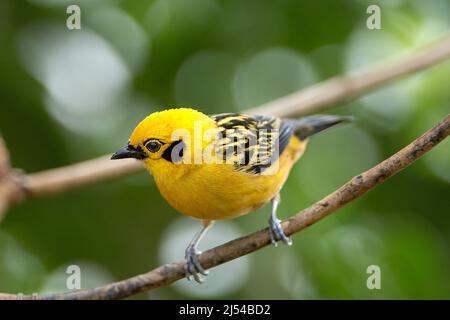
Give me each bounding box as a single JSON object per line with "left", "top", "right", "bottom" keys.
{"left": 145, "top": 140, "right": 161, "bottom": 153}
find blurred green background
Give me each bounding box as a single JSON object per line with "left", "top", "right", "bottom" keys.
{"left": 0, "top": 0, "right": 449, "bottom": 299}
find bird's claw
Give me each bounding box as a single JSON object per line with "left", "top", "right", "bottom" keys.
{"left": 269, "top": 216, "right": 292, "bottom": 246}
{"left": 185, "top": 246, "right": 208, "bottom": 283}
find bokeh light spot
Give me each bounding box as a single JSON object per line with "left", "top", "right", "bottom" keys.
{"left": 87, "top": 5, "right": 150, "bottom": 73}
{"left": 175, "top": 51, "right": 237, "bottom": 113}
{"left": 345, "top": 30, "right": 415, "bottom": 131}
{"left": 40, "top": 261, "right": 115, "bottom": 294}
{"left": 233, "top": 47, "right": 317, "bottom": 109}
{"left": 17, "top": 23, "right": 132, "bottom": 137}
{"left": 295, "top": 124, "right": 381, "bottom": 200}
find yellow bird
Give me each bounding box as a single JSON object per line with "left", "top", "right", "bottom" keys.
{"left": 112, "top": 108, "right": 351, "bottom": 282}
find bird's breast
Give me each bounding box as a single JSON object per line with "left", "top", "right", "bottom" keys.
{"left": 151, "top": 136, "right": 306, "bottom": 220}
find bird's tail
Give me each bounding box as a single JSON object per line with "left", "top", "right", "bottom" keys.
{"left": 291, "top": 115, "right": 353, "bottom": 140}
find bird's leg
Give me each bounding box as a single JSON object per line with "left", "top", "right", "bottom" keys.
{"left": 268, "top": 194, "right": 292, "bottom": 246}
{"left": 185, "top": 220, "right": 214, "bottom": 283}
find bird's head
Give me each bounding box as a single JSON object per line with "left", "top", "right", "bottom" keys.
{"left": 111, "top": 108, "right": 216, "bottom": 168}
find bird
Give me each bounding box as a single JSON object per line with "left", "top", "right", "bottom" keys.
{"left": 111, "top": 107, "right": 352, "bottom": 283}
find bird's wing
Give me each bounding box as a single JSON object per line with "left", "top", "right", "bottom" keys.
{"left": 210, "top": 113, "right": 294, "bottom": 174}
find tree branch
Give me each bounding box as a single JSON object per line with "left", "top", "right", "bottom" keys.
{"left": 1, "top": 113, "right": 448, "bottom": 300}
{"left": 25, "top": 157, "right": 141, "bottom": 197}
{"left": 246, "top": 34, "right": 450, "bottom": 117}
{"left": 1, "top": 33, "right": 448, "bottom": 207}
{"left": 0, "top": 137, "right": 24, "bottom": 222}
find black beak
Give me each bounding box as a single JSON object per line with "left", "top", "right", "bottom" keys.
{"left": 295, "top": 115, "right": 354, "bottom": 140}
{"left": 111, "top": 145, "right": 148, "bottom": 160}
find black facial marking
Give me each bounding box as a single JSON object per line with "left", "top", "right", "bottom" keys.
{"left": 162, "top": 140, "right": 185, "bottom": 163}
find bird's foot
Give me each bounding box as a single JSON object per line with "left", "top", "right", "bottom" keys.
{"left": 268, "top": 216, "right": 292, "bottom": 246}
{"left": 185, "top": 245, "right": 208, "bottom": 283}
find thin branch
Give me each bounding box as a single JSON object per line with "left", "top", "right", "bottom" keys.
{"left": 5, "top": 33, "right": 450, "bottom": 203}
{"left": 1, "top": 113, "right": 447, "bottom": 300}
{"left": 25, "top": 157, "right": 141, "bottom": 197}
{"left": 0, "top": 137, "right": 24, "bottom": 222}
{"left": 247, "top": 34, "right": 450, "bottom": 117}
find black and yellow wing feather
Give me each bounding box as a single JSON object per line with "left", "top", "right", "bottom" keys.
{"left": 209, "top": 113, "right": 351, "bottom": 174}
{"left": 210, "top": 113, "right": 295, "bottom": 174}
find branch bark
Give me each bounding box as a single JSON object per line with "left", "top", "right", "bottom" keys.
{"left": 1, "top": 33, "right": 448, "bottom": 205}
{"left": 25, "top": 157, "right": 141, "bottom": 197}
{"left": 1, "top": 113, "right": 448, "bottom": 300}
